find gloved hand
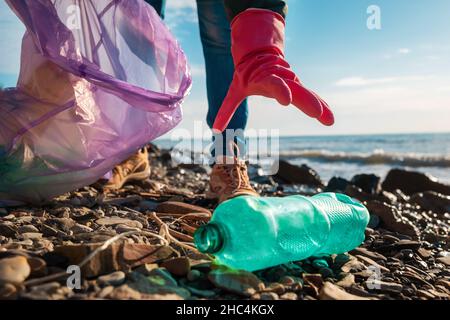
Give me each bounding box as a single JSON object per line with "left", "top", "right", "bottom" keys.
{"left": 213, "top": 9, "right": 334, "bottom": 133}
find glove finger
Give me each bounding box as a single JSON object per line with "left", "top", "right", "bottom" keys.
{"left": 310, "top": 91, "right": 335, "bottom": 126}
{"left": 252, "top": 65, "right": 297, "bottom": 83}
{"left": 286, "top": 80, "right": 323, "bottom": 119}
{"left": 258, "top": 75, "right": 292, "bottom": 106}
{"left": 212, "top": 85, "right": 245, "bottom": 133}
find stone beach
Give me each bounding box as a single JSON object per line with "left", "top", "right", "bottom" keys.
{"left": 0, "top": 144, "right": 448, "bottom": 300}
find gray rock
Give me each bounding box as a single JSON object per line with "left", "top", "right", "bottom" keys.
{"left": 18, "top": 225, "right": 40, "bottom": 234}
{"left": 71, "top": 223, "right": 94, "bottom": 234}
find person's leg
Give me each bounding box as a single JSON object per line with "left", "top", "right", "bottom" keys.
{"left": 196, "top": 0, "right": 257, "bottom": 203}
{"left": 196, "top": 0, "right": 249, "bottom": 160}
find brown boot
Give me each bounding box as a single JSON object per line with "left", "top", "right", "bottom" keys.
{"left": 104, "top": 147, "right": 151, "bottom": 190}
{"left": 207, "top": 156, "right": 259, "bottom": 204}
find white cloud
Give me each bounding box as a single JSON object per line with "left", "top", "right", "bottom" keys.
{"left": 397, "top": 48, "right": 411, "bottom": 55}
{"left": 383, "top": 48, "right": 412, "bottom": 60}
{"left": 165, "top": 0, "right": 198, "bottom": 30}
{"left": 327, "top": 75, "right": 450, "bottom": 112}
{"left": 334, "top": 75, "right": 430, "bottom": 87}
{"left": 166, "top": 0, "right": 196, "bottom": 10}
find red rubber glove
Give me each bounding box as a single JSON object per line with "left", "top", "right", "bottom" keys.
{"left": 212, "top": 9, "right": 334, "bottom": 133}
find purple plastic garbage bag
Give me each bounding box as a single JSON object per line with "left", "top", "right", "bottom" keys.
{"left": 0, "top": 0, "right": 191, "bottom": 206}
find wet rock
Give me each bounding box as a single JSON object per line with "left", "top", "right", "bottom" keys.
{"left": 0, "top": 256, "right": 31, "bottom": 284}
{"left": 319, "top": 282, "right": 372, "bottom": 300}
{"left": 382, "top": 169, "right": 450, "bottom": 195}
{"left": 275, "top": 161, "right": 324, "bottom": 187}
{"left": 351, "top": 174, "right": 381, "bottom": 194}
{"left": 96, "top": 217, "right": 143, "bottom": 229}
{"left": 208, "top": 268, "right": 265, "bottom": 297}
{"left": 325, "top": 177, "right": 351, "bottom": 193}
{"left": 366, "top": 201, "right": 420, "bottom": 239}
{"left": 161, "top": 257, "right": 191, "bottom": 277}
{"left": 98, "top": 271, "right": 126, "bottom": 287}
{"left": 410, "top": 192, "right": 450, "bottom": 215}
{"left": 344, "top": 185, "right": 373, "bottom": 202}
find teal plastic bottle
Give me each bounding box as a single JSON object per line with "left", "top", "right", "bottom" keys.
{"left": 194, "top": 193, "right": 370, "bottom": 271}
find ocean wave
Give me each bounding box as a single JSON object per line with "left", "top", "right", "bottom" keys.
{"left": 278, "top": 149, "right": 450, "bottom": 168}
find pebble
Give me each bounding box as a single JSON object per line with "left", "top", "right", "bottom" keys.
{"left": 335, "top": 273, "right": 355, "bottom": 288}
{"left": 208, "top": 268, "right": 265, "bottom": 297}
{"left": 161, "top": 257, "right": 191, "bottom": 277}
{"left": 187, "top": 270, "right": 202, "bottom": 282}
{"left": 280, "top": 292, "right": 298, "bottom": 300}
{"left": 0, "top": 223, "right": 17, "bottom": 238}
{"left": 41, "top": 224, "right": 59, "bottom": 237}
{"left": 437, "top": 256, "right": 450, "bottom": 266}
{"left": 96, "top": 217, "right": 143, "bottom": 229}
{"left": 365, "top": 279, "right": 403, "bottom": 294}
{"left": 18, "top": 225, "right": 40, "bottom": 234}
{"left": 98, "top": 271, "right": 126, "bottom": 287}
{"left": 71, "top": 223, "right": 94, "bottom": 234}
{"left": 260, "top": 292, "right": 279, "bottom": 300}
{"left": 20, "top": 233, "right": 43, "bottom": 240}
{"left": 0, "top": 256, "right": 31, "bottom": 284}
{"left": 0, "top": 283, "right": 17, "bottom": 299}
{"left": 319, "top": 282, "right": 372, "bottom": 300}
{"left": 27, "top": 257, "right": 47, "bottom": 277}
{"left": 135, "top": 263, "right": 159, "bottom": 276}
{"left": 265, "top": 282, "right": 285, "bottom": 295}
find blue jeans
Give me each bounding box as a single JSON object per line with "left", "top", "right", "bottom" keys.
{"left": 144, "top": 0, "right": 248, "bottom": 159}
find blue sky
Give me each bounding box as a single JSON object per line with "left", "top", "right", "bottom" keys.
{"left": 1, "top": 0, "right": 449, "bottom": 137}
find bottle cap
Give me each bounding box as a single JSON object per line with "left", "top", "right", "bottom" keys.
{"left": 194, "top": 223, "right": 224, "bottom": 254}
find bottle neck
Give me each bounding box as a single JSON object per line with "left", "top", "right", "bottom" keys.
{"left": 194, "top": 223, "right": 224, "bottom": 254}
